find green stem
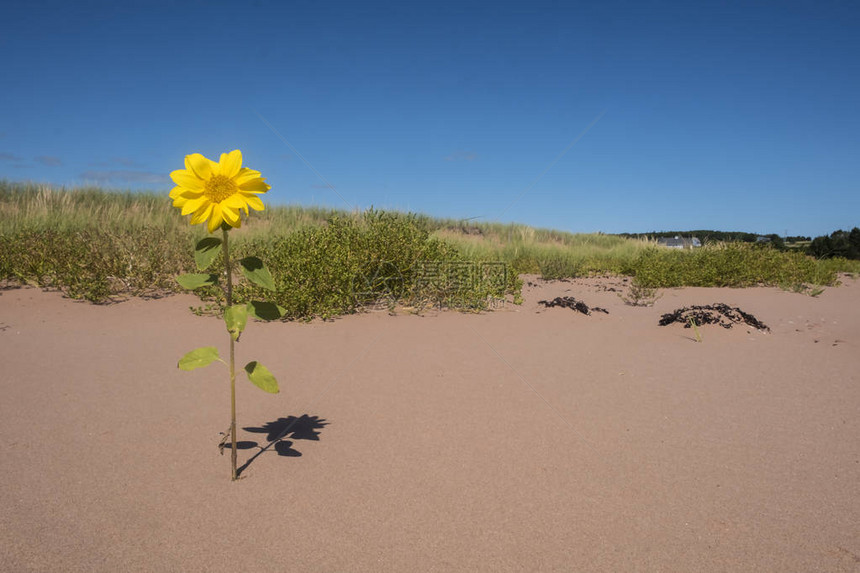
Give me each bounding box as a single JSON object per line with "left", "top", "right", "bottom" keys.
{"left": 689, "top": 316, "right": 702, "bottom": 343}
{"left": 222, "top": 226, "right": 238, "bottom": 481}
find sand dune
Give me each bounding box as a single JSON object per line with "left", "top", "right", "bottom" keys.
{"left": 1, "top": 276, "right": 858, "bottom": 572}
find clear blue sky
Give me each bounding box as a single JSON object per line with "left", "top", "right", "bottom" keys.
{"left": 2, "top": 0, "right": 858, "bottom": 237}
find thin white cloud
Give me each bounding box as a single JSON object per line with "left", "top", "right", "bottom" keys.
{"left": 0, "top": 152, "right": 23, "bottom": 161}
{"left": 88, "top": 157, "right": 144, "bottom": 168}
{"left": 79, "top": 170, "right": 170, "bottom": 185}
{"left": 111, "top": 157, "right": 142, "bottom": 167}
{"left": 35, "top": 156, "right": 62, "bottom": 166}
{"left": 444, "top": 150, "right": 478, "bottom": 162}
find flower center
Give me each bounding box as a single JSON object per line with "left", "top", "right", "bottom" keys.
{"left": 204, "top": 174, "right": 238, "bottom": 203}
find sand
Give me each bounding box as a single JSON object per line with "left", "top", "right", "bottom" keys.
{"left": 1, "top": 276, "right": 859, "bottom": 572}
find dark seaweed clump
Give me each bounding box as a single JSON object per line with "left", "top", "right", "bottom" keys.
{"left": 538, "top": 297, "right": 609, "bottom": 315}
{"left": 658, "top": 304, "right": 769, "bottom": 331}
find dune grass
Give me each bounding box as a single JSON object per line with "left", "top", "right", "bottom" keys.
{"left": 433, "top": 226, "right": 647, "bottom": 278}
{"left": 1, "top": 181, "right": 856, "bottom": 315}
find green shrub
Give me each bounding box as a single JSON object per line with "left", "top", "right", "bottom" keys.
{"left": 632, "top": 243, "right": 832, "bottom": 288}
{"left": 0, "top": 228, "right": 194, "bottom": 302}
{"left": 231, "top": 211, "right": 508, "bottom": 319}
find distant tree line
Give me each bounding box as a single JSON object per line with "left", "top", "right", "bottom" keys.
{"left": 618, "top": 230, "right": 794, "bottom": 248}
{"left": 807, "top": 228, "right": 860, "bottom": 260}
{"left": 618, "top": 228, "right": 859, "bottom": 260}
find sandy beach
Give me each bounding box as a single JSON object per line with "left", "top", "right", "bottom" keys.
{"left": 1, "top": 276, "right": 858, "bottom": 572}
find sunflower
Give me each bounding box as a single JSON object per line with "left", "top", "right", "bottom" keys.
{"left": 170, "top": 149, "right": 270, "bottom": 232}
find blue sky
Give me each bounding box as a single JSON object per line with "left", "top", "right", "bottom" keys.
{"left": 2, "top": 0, "right": 858, "bottom": 237}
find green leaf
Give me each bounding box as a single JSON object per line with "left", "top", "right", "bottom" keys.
{"left": 247, "top": 301, "right": 286, "bottom": 321}
{"left": 178, "top": 346, "right": 220, "bottom": 371}
{"left": 224, "top": 304, "right": 248, "bottom": 341}
{"left": 176, "top": 273, "right": 219, "bottom": 290}
{"left": 194, "top": 237, "right": 222, "bottom": 271}
{"left": 239, "top": 256, "right": 275, "bottom": 291}
{"left": 244, "top": 361, "right": 279, "bottom": 393}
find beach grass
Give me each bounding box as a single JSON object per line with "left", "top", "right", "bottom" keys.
{"left": 1, "top": 181, "right": 857, "bottom": 315}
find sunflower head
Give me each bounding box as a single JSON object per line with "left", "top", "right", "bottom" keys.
{"left": 170, "top": 150, "right": 270, "bottom": 233}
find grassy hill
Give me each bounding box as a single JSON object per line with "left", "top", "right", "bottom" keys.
{"left": 1, "top": 181, "right": 857, "bottom": 317}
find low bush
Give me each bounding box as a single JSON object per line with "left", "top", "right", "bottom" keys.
{"left": 0, "top": 228, "right": 194, "bottom": 302}
{"left": 227, "top": 211, "right": 513, "bottom": 319}
{"left": 632, "top": 243, "right": 834, "bottom": 288}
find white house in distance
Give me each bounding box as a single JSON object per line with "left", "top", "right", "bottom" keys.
{"left": 656, "top": 236, "right": 702, "bottom": 249}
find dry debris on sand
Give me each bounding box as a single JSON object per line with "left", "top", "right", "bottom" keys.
{"left": 658, "top": 303, "right": 770, "bottom": 331}
{"left": 537, "top": 296, "right": 609, "bottom": 315}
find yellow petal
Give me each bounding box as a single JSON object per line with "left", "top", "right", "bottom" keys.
{"left": 172, "top": 188, "right": 204, "bottom": 200}
{"left": 233, "top": 167, "right": 262, "bottom": 186}
{"left": 218, "top": 150, "right": 242, "bottom": 179}
{"left": 185, "top": 153, "right": 215, "bottom": 180}
{"left": 172, "top": 191, "right": 192, "bottom": 206}
{"left": 170, "top": 169, "right": 204, "bottom": 190}
{"left": 172, "top": 189, "right": 202, "bottom": 207}
{"left": 221, "top": 205, "right": 241, "bottom": 227}
{"left": 190, "top": 203, "right": 214, "bottom": 226}
{"left": 240, "top": 193, "right": 265, "bottom": 211}
{"left": 181, "top": 196, "right": 209, "bottom": 216}
{"left": 207, "top": 204, "right": 225, "bottom": 233}
{"left": 238, "top": 177, "right": 270, "bottom": 193}
{"left": 221, "top": 195, "right": 247, "bottom": 210}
